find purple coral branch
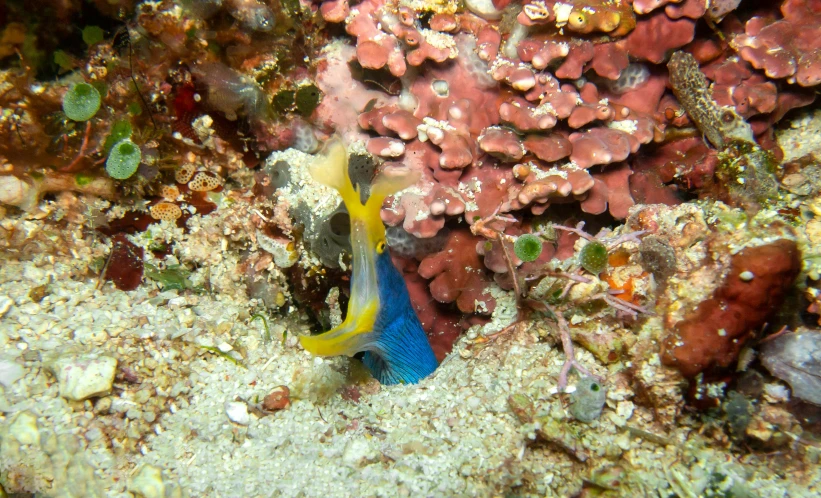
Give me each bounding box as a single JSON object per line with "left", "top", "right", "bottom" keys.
{"left": 604, "top": 230, "right": 647, "bottom": 250}
{"left": 542, "top": 302, "right": 600, "bottom": 392}
{"left": 585, "top": 292, "right": 654, "bottom": 318}
{"left": 498, "top": 233, "right": 524, "bottom": 302}
{"left": 528, "top": 270, "right": 592, "bottom": 284}
{"left": 552, "top": 222, "right": 596, "bottom": 241}
{"left": 530, "top": 300, "right": 600, "bottom": 392}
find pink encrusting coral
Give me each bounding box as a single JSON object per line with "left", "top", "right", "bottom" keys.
{"left": 317, "top": 0, "right": 677, "bottom": 236}
{"left": 734, "top": 0, "right": 821, "bottom": 87}
{"left": 310, "top": 0, "right": 820, "bottom": 334}
{"left": 339, "top": 0, "right": 459, "bottom": 77}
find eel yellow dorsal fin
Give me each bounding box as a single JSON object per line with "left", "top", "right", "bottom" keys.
{"left": 307, "top": 140, "right": 360, "bottom": 212}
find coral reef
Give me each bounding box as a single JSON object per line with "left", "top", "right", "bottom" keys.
{"left": 734, "top": 0, "right": 821, "bottom": 87}
{"left": 2, "top": 0, "right": 821, "bottom": 495}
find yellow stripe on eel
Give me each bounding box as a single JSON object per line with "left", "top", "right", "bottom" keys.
{"left": 299, "top": 139, "right": 418, "bottom": 357}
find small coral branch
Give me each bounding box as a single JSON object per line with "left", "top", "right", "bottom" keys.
{"left": 536, "top": 301, "right": 600, "bottom": 393}
{"left": 497, "top": 231, "right": 523, "bottom": 301}
{"left": 60, "top": 121, "right": 93, "bottom": 172}
{"left": 470, "top": 204, "right": 524, "bottom": 302}
{"left": 552, "top": 221, "right": 646, "bottom": 250}
{"left": 551, "top": 221, "right": 596, "bottom": 242}
{"left": 589, "top": 292, "right": 653, "bottom": 318}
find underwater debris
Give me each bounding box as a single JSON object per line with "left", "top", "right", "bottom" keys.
{"left": 225, "top": 400, "right": 251, "bottom": 425}
{"left": 0, "top": 176, "right": 37, "bottom": 211}
{"left": 51, "top": 354, "right": 117, "bottom": 402}
{"left": 761, "top": 329, "right": 821, "bottom": 406}
{"left": 0, "top": 357, "right": 24, "bottom": 389}
{"left": 262, "top": 385, "right": 291, "bottom": 411}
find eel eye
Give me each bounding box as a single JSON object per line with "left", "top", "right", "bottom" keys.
{"left": 376, "top": 240, "right": 387, "bottom": 254}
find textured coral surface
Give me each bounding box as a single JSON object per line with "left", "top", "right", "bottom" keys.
{"left": 662, "top": 239, "right": 802, "bottom": 377}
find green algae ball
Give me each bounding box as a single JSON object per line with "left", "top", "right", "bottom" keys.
{"left": 82, "top": 25, "right": 104, "bottom": 46}
{"left": 514, "top": 234, "right": 543, "bottom": 262}
{"left": 106, "top": 139, "right": 141, "bottom": 180}
{"left": 579, "top": 240, "right": 608, "bottom": 274}
{"left": 273, "top": 89, "right": 295, "bottom": 113}
{"left": 103, "top": 120, "right": 133, "bottom": 154}
{"left": 62, "top": 83, "right": 101, "bottom": 122}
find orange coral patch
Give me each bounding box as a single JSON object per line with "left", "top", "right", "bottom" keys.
{"left": 608, "top": 248, "right": 630, "bottom": 267}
